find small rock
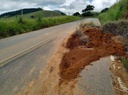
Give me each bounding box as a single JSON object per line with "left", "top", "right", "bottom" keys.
{"left": 117, "top": 67, "right": 121, "bottom": 69}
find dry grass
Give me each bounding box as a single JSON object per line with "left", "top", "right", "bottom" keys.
{"left": 102, "top": 20, "right": 128, "bottom": 38}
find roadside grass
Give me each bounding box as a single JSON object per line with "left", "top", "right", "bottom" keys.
{"left": 121, "top": 57, "right": 128, "bottom": 69}
{"left": 0, "top": 16, "right": 81, "bottom": 39}
{"left": 99, "top": 0, "right": 128, "bottom": 25}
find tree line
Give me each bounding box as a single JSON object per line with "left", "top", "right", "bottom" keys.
{"left": 73, "top": 5, "right": 109, "bottom": 17}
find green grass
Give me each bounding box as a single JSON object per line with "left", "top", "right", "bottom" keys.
{"left": 121, "top": 57, "right": 128, "bottom": 69}
{"left": 0, "top": 16, "right": 81, "bottom": 39}
{"left": 99, "top": 0, "right": 128, "bottom": 25}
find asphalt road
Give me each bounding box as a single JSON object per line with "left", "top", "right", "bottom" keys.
{"left": 78, "top": 57, "right": 115, "bottom": 95}
{"left": 0, "top": 18, "right": 101, "bottom": 95}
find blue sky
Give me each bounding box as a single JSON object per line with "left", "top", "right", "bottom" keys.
{"left": 0, "top": 0, "right": 117, "bottom": 14}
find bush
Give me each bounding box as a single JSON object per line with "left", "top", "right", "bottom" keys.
{"left": 17, "top": 17, "right": 24, "bottom": 24}
{"left": 102, "top": 20, "right": 128, "bottom": 38}
{"left": 79, "top": 35, "right": 89, "bottom": 45}
{"left": 102, "top": 20, "right": 128, "bottom": 52}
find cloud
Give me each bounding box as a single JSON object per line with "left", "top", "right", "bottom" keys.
{"left": 87, "top": 0, "right": 117, "bottom": 11}
{"left": 59, "top": 0, "right": 87, "bottom": 14}
{"left": 61, "top": 0, "right": 117, "bottom": 14}
{"left": 0, "top": 0, "right": 37, "bottom": 13}
{"left": 0, "top": 0, "right": 117, "bottom": 15}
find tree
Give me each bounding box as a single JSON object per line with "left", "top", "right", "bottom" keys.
{"left": 101, "top": 8, "right": 109, "bottom": 13}
{"left": 61, "top": 12, "right": 66, "bottom": 15}
{"left": 82, "top": 5, "right": 95, "bottom": 13}
{"left": 73, "top": 12, "right": 81, "bottom": 16}
{"left": 82, "top": 5, "right": 95, "bottom": 17}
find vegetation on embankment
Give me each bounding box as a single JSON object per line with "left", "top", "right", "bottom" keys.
{"left": 99, "top": 0, "right": 128, "bottom": 25}
{"left": 0, "top": 16, "right": 81, "bottom": 39}
{"left": 121, "top": 57, "right": 128, "bottom": 69}
{"left": 102, "top": 20, "right": 128, "bottom": 69}
{"left": 98, "top": 0, "right": 128, "bottom": 69}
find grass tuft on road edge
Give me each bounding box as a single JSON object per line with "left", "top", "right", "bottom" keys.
{"left": 121, "top": 57, "right": 128, "bottom": 69}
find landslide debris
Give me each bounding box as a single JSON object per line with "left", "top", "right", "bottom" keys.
{"left": 59, "top": 27, "right": 126, "bottom": 82}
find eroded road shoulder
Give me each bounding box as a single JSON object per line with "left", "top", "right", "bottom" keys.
{"left": 24, "top": 24, "right": 127, "bottom": 95}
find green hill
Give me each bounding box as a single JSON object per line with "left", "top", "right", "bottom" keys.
{"left": 0, "top": 8, "right": 66, "bottom": 20}
{"left": 99, "top": 0, "right": 128, "bottom": 25}
{"left": 20, "top": 10, "right": 65, "bottom": 19}
{"left": 0, "top": 8, "right": 42, "bottom": 18}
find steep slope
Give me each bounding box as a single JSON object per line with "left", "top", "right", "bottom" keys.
{"left": 99, "top": 0, "right": 128, "bottom": 25}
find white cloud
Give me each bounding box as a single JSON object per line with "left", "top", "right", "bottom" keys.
{"left": 43, "top": 6, "right": 52, "bottom": 10}
{"left": 0, "top": 0, "right": 117, "bottom": 15}
{"left": 87, "top": 0, "right": 117, "bottom": 11}
{"left": 62, "top": 0, "right": 75, "bottom": 6}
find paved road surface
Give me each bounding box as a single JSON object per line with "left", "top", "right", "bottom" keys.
{"left": 0, "top": 18, "right": 106, "bottom": 95}
{"left": 78, "top": 57, "right": 115, "bottom": 95}
{"left": 0, "top": 18, "right": 100, "bottom": 66}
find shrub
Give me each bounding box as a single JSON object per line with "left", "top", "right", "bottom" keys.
{"left": 79, "top": 35, "right": 89, "bottom": 45}
{"left": 102, "top": 20, "right": 128, "bottom": 38}
{"left": 17, "top": 16, "right": 24, "bottom": 24}
{"left": 74, "top": 29, "right": 83, "bottom": 36}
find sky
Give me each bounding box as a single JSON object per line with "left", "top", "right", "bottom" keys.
{"left": 0, "top": 0, "right": 117, "bottom": 15}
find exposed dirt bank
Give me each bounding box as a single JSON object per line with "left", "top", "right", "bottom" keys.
{"left": 59, "top": 28, "right": 126, "bottom": 83}
{"left": 21, "top": 25, "right": 127, "bottom": 95}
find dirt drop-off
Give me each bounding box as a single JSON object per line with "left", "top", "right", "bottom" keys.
{"left": 59, "top": 27, "right": 126, "bottom": 82}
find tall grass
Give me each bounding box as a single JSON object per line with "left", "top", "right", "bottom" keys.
{"left": 99, "top": 0, "right": 128, "bottom": 25}
{"left": 0, "top": 16, "right": 80, "bottom": 39}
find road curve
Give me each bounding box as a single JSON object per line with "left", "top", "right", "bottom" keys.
{"left": 0, "top": 18, "right": 100, "bottom": 67}
{"left": 0, "top": 18, "right": 100, "bottom": 95}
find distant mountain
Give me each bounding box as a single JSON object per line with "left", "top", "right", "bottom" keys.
{"left": 53, "top": 10, "right": 66, "bottom": 15}
{"left": 0, "top": 8, "right": 66, "bottom": 18}
{"left": 0, "top": 8, "right": 42, "bottom": 18}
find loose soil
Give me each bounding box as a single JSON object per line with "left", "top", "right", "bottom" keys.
{"left": 59, "top": 28, "right": 126, "bottom": 83}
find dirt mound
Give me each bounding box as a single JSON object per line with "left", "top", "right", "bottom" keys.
{"left": 59, "top": 28, "right": 126, "bottom": 82}
{"left": 66, "top": 33, "right": 81, "bottom": 49}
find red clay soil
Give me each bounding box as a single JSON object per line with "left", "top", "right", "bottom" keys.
{"left": 59, "top": 28, "right": 126, "bottom": 82}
